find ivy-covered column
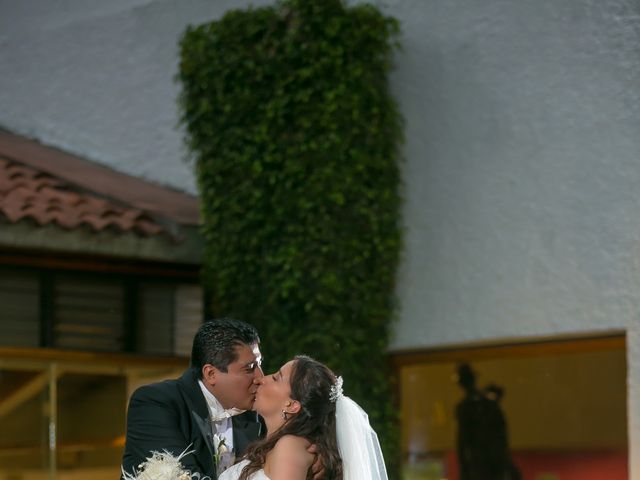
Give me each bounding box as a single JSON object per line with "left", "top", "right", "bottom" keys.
{"left": 179, "top": 0, "right": 402, "bottom": 476}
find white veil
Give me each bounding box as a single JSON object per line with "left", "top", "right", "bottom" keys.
{"left": 334, "top": 382, "right": 388, "bottom": 480}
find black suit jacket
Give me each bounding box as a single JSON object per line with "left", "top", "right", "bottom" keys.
{"left": 122, "top": 369, "right": 263, "bottom": 479}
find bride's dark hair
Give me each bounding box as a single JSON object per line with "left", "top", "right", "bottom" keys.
{"left": 238, "top": 355, "right": 343, "bottom": 480}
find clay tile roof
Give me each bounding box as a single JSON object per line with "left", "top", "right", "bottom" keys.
{"left": 0, "top": 156, "right": 171, "bottom": 239}
{"left": 0, "top": 130, "right": 199, "bottom": 226}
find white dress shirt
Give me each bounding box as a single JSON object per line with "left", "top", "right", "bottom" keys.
{"left": 198, "top": 380, "right": 235, "bottom": 452}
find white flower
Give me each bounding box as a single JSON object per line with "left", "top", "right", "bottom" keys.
{"left": 212, "top": 435, "right": 229, "bottom": 464}
{"left": 212, "top": 434, "right": 223, "bottom": 451}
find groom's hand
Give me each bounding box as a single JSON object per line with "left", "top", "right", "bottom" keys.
{"left": 307, "top": 444, "right": 325, "bottom": 480}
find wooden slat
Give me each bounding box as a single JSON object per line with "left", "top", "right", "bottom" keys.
{"left": 138, "top": 284, "right": 174, "bottom": 355}
{"left": 53, "top": 278, "right": 124, "bottom": 351}
{"left": 390, "top": 331, "right": 626, "bottom": 367}
{"left": 54, "top": 311, "right": 123, "bottom": 324}
{"left": 174, "top": 285, "right": 203, "bottom": 357}
{"left": 0, "top": 270, "right": 40, "bottom": 347}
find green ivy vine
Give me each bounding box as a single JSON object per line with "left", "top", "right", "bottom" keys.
{"left": 179, "top": 0, "right": 403, "bottom": 476}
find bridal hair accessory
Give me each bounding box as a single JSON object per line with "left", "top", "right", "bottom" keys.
{"left": 329, "top": 376, "right": 343, "bottom": 402}
{"left": 334, "top": 392, "right": 388, "bottom": 480}
{"left": 121, "top": 445, "right": 208, "bottom": 480}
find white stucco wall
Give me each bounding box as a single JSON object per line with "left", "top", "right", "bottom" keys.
{"left": 383, "top": 0, "right": 640, "bottom": 476}
{"left": 387, "top": 0, "right": 640, "bottom": 348}
{"left": 1, "top": 0, "right": 639, "bottom": 476}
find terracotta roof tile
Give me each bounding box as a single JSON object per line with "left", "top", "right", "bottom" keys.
{"left": 0, "top": 156, "right": 173, "bottom": 239}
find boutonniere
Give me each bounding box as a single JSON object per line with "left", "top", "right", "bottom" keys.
{"left": 212, "top": 434, "right": 235, "bottom": 475}
{"left": 212, "top": 434, "right": 229, "bottom": 467}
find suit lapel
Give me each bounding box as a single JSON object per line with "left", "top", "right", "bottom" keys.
{"left": 178, "top": 370, "right": 215, "bottom": 474}
{"left": 178, "top": 369, "right": 210, "bottom": 419}
{"left": 192, "top": 409, "right": 214, "bottom": 456}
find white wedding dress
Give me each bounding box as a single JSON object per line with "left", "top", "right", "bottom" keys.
{"left": 219, "top": 459, "right": 269, "bottom": 480}
{"left": 218, "top": 392, "right": 386, "bottom": 480}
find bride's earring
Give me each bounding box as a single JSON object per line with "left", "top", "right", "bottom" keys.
{"left": 281, "top": 410, "right": 289, "bottom": 420}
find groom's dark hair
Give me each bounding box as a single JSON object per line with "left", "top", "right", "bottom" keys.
{"left": 190, "top": 318, "right": 259, "bottom": 377}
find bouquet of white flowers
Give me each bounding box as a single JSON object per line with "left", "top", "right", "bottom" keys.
{"left": 122, "top": 446, "right": 208, "bottom": 480}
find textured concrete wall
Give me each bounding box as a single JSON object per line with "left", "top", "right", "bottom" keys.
{"left": 1, "top": 0, "right": 639, "bottom": 475}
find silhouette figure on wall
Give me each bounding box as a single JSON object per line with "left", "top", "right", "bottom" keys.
{"left": 455, "top": 363, "right": 521, "bottom": 480}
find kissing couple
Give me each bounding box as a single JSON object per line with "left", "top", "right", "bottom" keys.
{"left": 122, "top": 318, "right": 387, "bottom": 480}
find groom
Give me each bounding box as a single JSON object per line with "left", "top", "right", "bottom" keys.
{"left": 121, "top": 318, "right": 264, "bottom": 478}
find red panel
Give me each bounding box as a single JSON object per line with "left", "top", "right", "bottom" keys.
{"left": 446, "top": 450, "right": 628, "bottom": 480}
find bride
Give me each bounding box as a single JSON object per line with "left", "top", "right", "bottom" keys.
{"left": 220, "top": 355, "right": 387, "bottom": 480}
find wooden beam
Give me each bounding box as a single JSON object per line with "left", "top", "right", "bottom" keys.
{"left": 0, "top": 435, "right": 125, "bottom": 457}
{"left": 0, "top": 250, "right": 200, "bottom": 278}
{"left": 0, "top": 347, "right": 188, "bottom": 375}
{"left": 390, "top": 331, "right": 626, "bottom": 367}
{"left": 0, "top": 370, "right": 58, "bottom": 419}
